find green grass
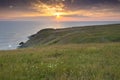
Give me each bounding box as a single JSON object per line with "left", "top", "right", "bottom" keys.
{"left": 20, "top": 24, "right": 120, "bottom": 48}
{"left": 0, "top": 24, "right": 120, "bottom": 80}
{"left": 0, "top": 43, "right": 120, "bottom": 80}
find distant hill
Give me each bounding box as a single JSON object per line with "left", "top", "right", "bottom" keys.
{"left": 19, "top": 24, "right": 120, "bottom": 48}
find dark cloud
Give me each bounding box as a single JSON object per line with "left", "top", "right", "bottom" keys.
{"left": 63, "top": 0, "right": 120, "bottom": 10}
{"left": 0, "top": 0, "right": 120, "bottom": 11}
{"left": 0, "top": 0, "right": 120, "bottom": 8}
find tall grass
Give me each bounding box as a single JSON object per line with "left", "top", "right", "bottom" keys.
{"left": 0, "top": 43, "right": 120, "bottom": 80}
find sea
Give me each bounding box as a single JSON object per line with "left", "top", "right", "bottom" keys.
{"left": 0, "top": 21, "right": 120, "bottom": 50}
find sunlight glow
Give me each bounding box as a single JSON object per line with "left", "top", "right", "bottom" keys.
{"left": 32, "top": 1, "right": 66, "bottom": 19}
{"left": 1, "top": 0, "right": 120, "bottom": 21}
{"left": 54, "top": 12, "right": 62, "bottom": 19}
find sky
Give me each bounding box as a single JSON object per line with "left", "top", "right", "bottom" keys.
{"left": 0, "top": 0, "right": 120, "bottom": 21}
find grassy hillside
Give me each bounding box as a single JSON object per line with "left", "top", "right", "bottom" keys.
{"left": 20, "top": 24, "right": 120, "bottom": 48}
{"left": 0, "top": 24, "right": 120, "bottom": 80}
{"left": 0, "top": 43, "right": 120, "bottom": 80}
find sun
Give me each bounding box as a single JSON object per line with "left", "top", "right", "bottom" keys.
{"left": 54, "top": 13, "right": 61, "bottom": 19}
{"left": 56, "top": 14, "right": 60, "bottom": 19}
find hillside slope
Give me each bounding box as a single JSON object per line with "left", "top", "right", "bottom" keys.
{"left": 20, "top": 24, "right": 120, "bottom": 48}
{"left": 0, "top": 24, "right": 120, "bottom": 80}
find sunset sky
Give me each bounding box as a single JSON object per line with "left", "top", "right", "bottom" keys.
{"left": 0, "top": 0, "right": 120, "bottom": 21}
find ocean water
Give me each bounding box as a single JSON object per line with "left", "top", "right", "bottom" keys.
{"left": 0, "top": 21, "right": 120, "bottom": 50}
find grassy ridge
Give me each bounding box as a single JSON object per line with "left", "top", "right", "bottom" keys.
{"left": 0, "top": 43, "right": 120, "bottom": 80}
{"left": 20, "top": 24, "right": 120, "bottom": 48}
{"left": 0, "top": 24, "right": 120, "bottom": 80}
